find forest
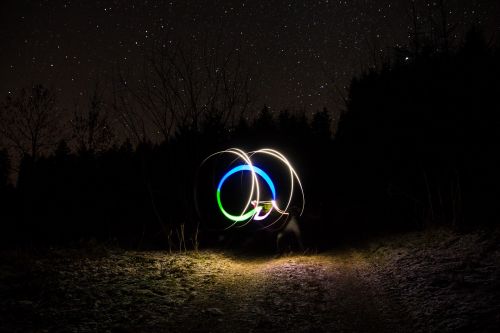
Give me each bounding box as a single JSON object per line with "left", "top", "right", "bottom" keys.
{"left": 2, "top": 0, "right": 500, "bottom": 330}
{"left": 1, "top": 27, "right": 499, "bottom": 252}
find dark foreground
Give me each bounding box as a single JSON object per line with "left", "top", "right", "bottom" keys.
{"left": 1, "top": 229, "right": 499, "bottom": 333}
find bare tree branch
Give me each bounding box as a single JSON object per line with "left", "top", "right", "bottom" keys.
{"left": 0, "top": 84, "right": 62, "bottom": 160}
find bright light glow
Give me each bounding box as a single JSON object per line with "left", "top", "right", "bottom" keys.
{"left": 217, "top": 165, "right": 275, "bottom": 222}
{"left": 201, "top": 148, "right": 305, "bottom": 229}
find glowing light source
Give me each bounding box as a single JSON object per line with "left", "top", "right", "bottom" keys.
{"left": 201, "top": 148, "right": 305, "bottom": 229}
{"left": 216, "top": 165, "right": 276, "bottom": 222}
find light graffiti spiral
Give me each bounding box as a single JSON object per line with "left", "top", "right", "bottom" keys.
{"left": 197, "top": 148, "right": 305, "bottom": 230}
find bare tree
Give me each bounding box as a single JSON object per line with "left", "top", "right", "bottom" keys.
{"left": 113, "top": 37, "right": 253, "bottom": 142}
{"left": 436, "top": 0, "right": 454, "bottom": 55}
{"left": 200, "top": 39, "right": 253, "bottom": 129}
{"left": 0, "top": 148, "right": 10, "bottom": 188}
{"left": 71, "top": 81, "right": 114, "bottom": 153}
{"left": 0, "top": 84, "right": 62, "bottom": 161}
{"left": 407, "top": 0, "right": 422, "bottom": 55}
{"left": 407, "top": 0, "right": 455, "bottom": 56}
{"left": 111, "top": 68, "right": 149, "bottom": 145}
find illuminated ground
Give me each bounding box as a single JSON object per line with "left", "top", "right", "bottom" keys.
{"left": 1, "top": 229, "right": 499, "bottom": 332}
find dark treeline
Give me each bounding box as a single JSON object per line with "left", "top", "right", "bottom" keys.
{"left": 1, "top": 28, "right": 499, "bottom": 250}
{"left": 0, "top": 105, "right": 331, "bottom": 250}
{"left": 334, "top": 28, "right": 500, "bottom": 238}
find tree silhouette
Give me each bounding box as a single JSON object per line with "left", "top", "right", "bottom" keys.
{"left": 0, "top": 149, "right": 10, "bottom": 190}
{"left": 0, "top": 84, "right": 62, "bottom": 161}
{"left": 311, "top": 108, "right": 332, "bottom": 141}
{"left": 1, "top": 25, "right": 499, "bottom": 249}
{"left": 113, "top": 38, "right": 252, "bottom": 144}
{"left": 71, "top": 81, "right": 114, "bottom": 154}
{"left": 333, "top": 27, "right": 500, "bottom": 231}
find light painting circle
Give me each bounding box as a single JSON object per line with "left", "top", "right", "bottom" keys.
{"left": 199, "top": 148, "right": 305, "bottom": 230}
{"left": 216, "top": 165, "right": 276, "bottom": 222}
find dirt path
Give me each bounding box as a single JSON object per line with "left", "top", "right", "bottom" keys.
{"left": 1, "top": 249, "right": 411, "bottom": 332}
{"left": 156, "top": 252, "right": 410, "bottom": 332}
{"left": 4, "top": 228, "right": 500, "bottom": 333}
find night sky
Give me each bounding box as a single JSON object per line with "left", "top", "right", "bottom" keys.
{"left": 1, "top": 0, "right": 499, "bottom": 115}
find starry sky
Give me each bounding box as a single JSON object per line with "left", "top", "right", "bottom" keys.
{"left": 1, "top": 0, "right": 499, "bottom": 116}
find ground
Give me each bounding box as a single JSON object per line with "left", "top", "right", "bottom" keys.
{"left": 1, "top": 229, "right": 499, "bottom": 332}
